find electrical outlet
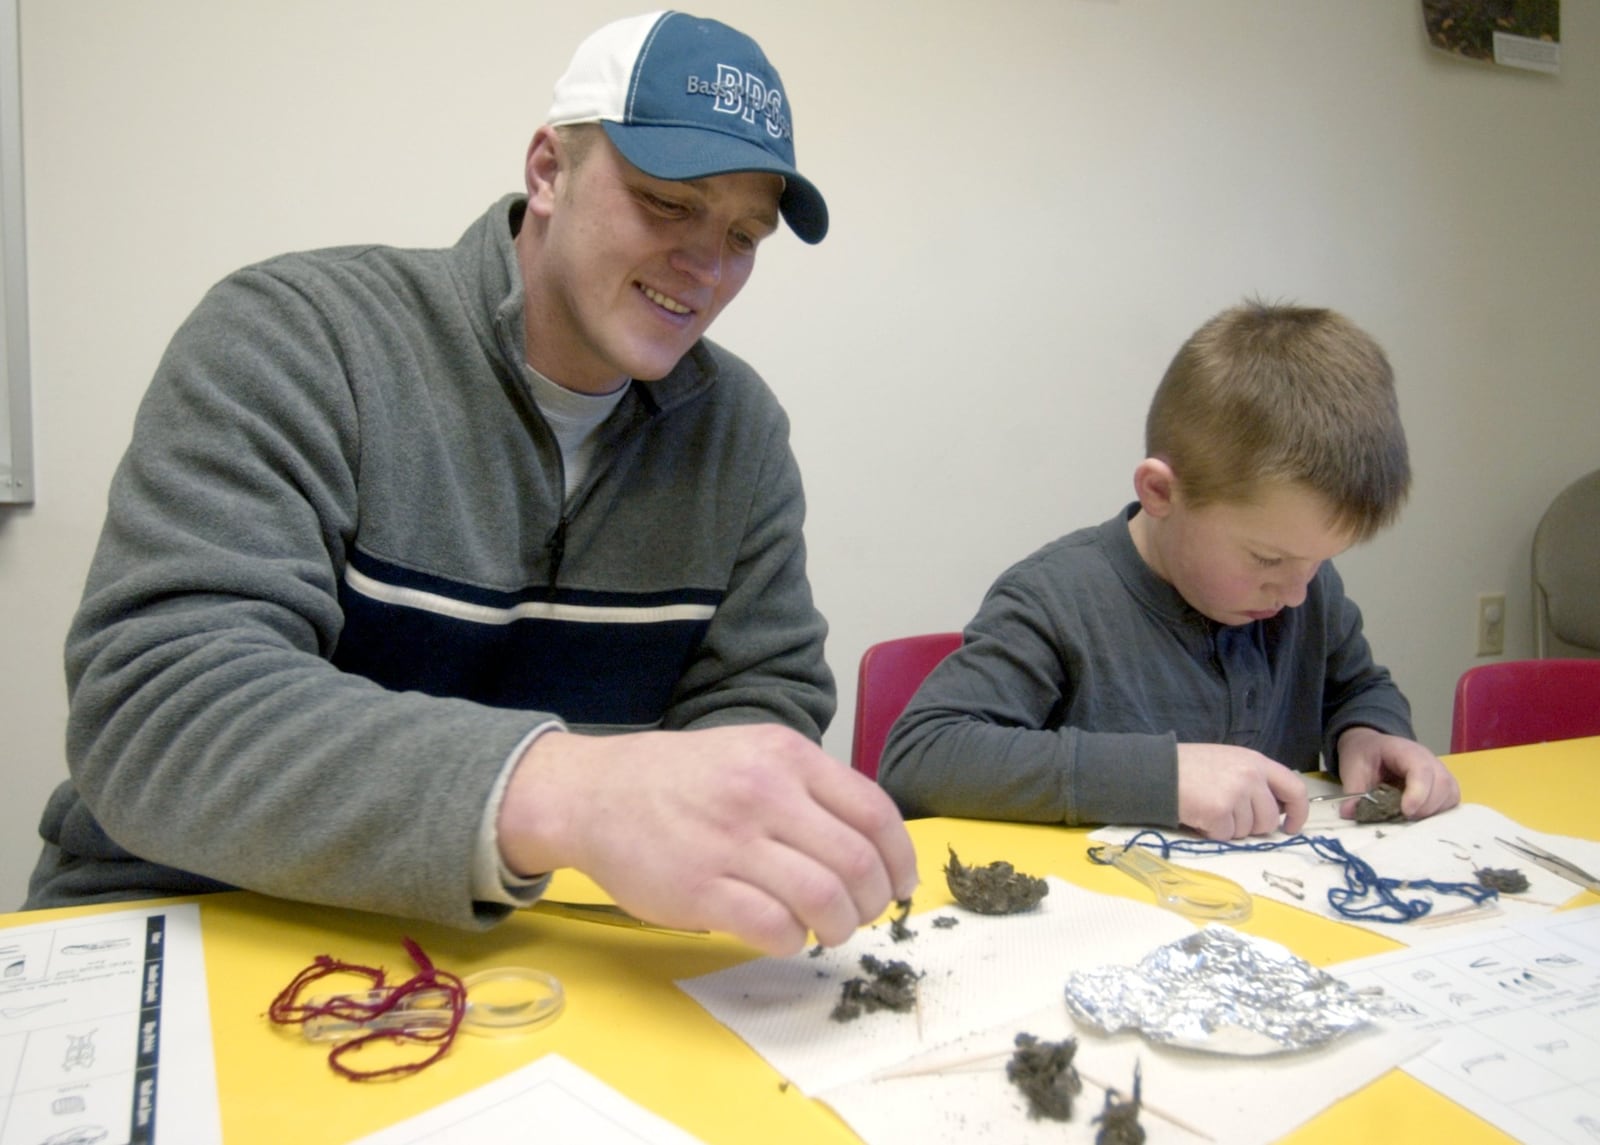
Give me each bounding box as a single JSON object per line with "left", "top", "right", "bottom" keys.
{"left": 1476, "top": 592, "right": 1506, "bottom": 657}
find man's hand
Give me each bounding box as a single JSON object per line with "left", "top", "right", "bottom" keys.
{"left": 1335, "top": 727, "right": 1461, "bottom": 820}
{"left": 496, "top": 725, "right": 919, "bottom": 957}
{"left": 1176, "top": 743, "right": 1311, "bottom": 839}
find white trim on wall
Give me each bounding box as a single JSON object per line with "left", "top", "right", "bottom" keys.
{"left": 0, "top": 0, "right": 32, "bottom": 505}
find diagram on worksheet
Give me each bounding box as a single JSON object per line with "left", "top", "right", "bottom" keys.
{"left": 1335, "top": 904, "right": 1600, "bottom": 1145}
{"left": 0, "top": 904, "right": 220, "bottom": 1145}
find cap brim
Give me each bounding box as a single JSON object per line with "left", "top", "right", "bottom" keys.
{"left": 601, "top": 122, "right": 828, "bottom": 244}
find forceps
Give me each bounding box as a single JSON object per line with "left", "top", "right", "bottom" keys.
{"left": 1305, "top": 784, "right": 1382, "bottom": 805}
{"left": 1495, "top": 837, "right": 1600, "bottom": 896}
{"left": 530, "top": 899, "right": 708, "bottom": 937}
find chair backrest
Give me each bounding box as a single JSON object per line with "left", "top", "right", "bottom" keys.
{"left": 851, "top": 632, "right": 963, "bottom": 779}
{"left": 1532, "top": 468, "right": 1600, "bottom": 656}
{"left": 1450, "top": 658, "right": 1600, "bottom": 753}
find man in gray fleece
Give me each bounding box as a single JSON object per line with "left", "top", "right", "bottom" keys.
{"left": 26, "top": 12, "right": 916, "bottom": 956}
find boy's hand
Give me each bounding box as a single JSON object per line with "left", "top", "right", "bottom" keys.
{"left": 1335, "top": 727, "right": 1461, "bottom": 820}
{"left": 1176, "top": 744, "right": 1311, "bottom": 839}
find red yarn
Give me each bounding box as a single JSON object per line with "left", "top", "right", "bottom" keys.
{"left": 267, "top": 936, "right": 467, "bottom": 1081}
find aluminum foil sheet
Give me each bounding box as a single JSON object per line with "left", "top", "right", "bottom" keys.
{"left": 1062, "top": 925, "right": 1378, "bottom": 1056}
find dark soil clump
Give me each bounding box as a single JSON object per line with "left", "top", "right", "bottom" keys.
{"left": 1092, "top": 1062, "right": 1146, "bottom": 1145}
{"left": 1006, "top": 1032, "right": 1081, "bottom": 1121}
{"left": 887, "top": 898, "right": 916, "bottom": 942}
{"left": 1475, "top": 866, "right": 1530, "bottom": 894}
{"left": 830, "top": 954, "right": 921, "bottom": 1022}
{"left": 945, "top": 847, "right": 1049, "bottom": 914}
{"left": 1353, "top": 782, "right": 1404, "bottom": 823}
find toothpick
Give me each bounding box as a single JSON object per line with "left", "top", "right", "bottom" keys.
{"left": 873, "top": 1050, "right": 1214, "bottom": 1140}
{"left": 1411, "top": 901, "right": 1503, "bottom": 929}
{"left": 872, "top": 1048, "right": 1008, "bottom": 1081}
{"left": 1506, "top": 893, "right": 1563, "bottom": 909}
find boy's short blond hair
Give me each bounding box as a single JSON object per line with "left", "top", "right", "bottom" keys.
{"left": 1146, "top": 300, "right": 1411, "bottom": 541}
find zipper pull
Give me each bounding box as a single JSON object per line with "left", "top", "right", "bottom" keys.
{"left": 547, "top": 515, "right": 569, "bottom": 587}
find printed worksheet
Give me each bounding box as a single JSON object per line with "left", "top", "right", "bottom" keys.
{"left": 0, "top": 903, "right": 220, "bottom": 1145}
{"left": 1335, "top": 904, "right": 1600, "bottom": 1145}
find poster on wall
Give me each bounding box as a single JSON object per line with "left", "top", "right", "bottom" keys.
{"left": 1422, "top": 0, "right": 1560, "bottom": 74}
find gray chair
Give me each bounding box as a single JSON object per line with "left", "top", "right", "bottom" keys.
{"left": 1532, "top": 468, "right": 1600, "bottom": 657}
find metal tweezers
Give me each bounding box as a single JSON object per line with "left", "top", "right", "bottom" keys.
{"left": 529, "top": 899, "right": 708, "bottom": 938}
{"left": 1496, "top": 837, "right": 1600, "bottom": 896}
{"left": 1305, "top": 784, "right": 1381, "bottom": 804}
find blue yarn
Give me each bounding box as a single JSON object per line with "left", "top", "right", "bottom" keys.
{"left": 1091, "top": 829, "right": 1497, "bottom": 924}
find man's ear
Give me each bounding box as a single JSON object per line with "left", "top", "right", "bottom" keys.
{"left": 524, "top": 126, "right": 562, "bottom": 221}
{"left": 1132, "top": 457, "right": 1179, "bottom": 519}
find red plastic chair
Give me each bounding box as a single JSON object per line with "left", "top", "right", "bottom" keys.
{"left": 850, "top": 632, "right": 963, "bottom": 779}
{"left": 1450, "top": 658, "right": 1600, "bottom": 753}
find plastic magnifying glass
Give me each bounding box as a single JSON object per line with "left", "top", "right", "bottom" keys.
{"left": 301, "top": 966, "right": 565, "bottom": 1042}
{"left": 1090, "top": 844, "right": 1254, "bottom": 922}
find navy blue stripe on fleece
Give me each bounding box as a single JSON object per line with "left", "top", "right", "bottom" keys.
{"left": 330, "top": 550, "right": 720, "bottom": 725}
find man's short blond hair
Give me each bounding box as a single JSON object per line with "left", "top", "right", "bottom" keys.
{"left": 552, "top": 123, "right": 603, "bottom": 170}
{"left": 1146, "top": 300, "right": 1411, "bottom": 541}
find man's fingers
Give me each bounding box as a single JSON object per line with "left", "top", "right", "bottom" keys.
{"left": 690, "top": 876, "right": 810, "bottom": 957}
{"left": 807, "top": 763, "right": 921, "bottom": 902}
{"left": 769, "top": 812, "right": 895, "bottom": 934}
{"left": 692, "top": 837, "right": 873, "bottom": 952}
{"left": 726, "top": 765, "right": 921, "bottom": 950}
{"left": 757, "top": 833, "right": 883, "bottom": 947}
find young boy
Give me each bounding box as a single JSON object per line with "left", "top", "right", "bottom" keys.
{"left": 877, "top": 300, "right": 1460, "bottom": 840}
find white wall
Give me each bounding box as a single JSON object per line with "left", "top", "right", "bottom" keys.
{"left": 2, "top": 1, "right": 1596, "bottom": 909}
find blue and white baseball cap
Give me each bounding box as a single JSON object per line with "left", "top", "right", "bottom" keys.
{"left": 547, "top": 11, "right": 828, "bottom": 244}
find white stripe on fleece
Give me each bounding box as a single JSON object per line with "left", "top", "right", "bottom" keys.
{"left": 343, "top": 565, "right": 716, "bottom": 627}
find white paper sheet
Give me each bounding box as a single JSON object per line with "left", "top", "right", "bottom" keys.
{"left": 1091, "top": 797, "right": 1600, "bottom": 945}
{"left": 825, "top": 1002, "right": 1426, "bottom": 1145}
{"left": 0, "top": 902, "right": 221, "bottom": 1145}
{"left": 348, "top": 1053, "right": 706, "bottom": 1145}
{"left": 680, "top": 878, "right": 1193, "bottom": 1096}
{"left": 678, "top": 879, "right": 1433, "bottom": 1144}
{"left": 1333, "top": 903, "right": 1600, "bottom": 1145}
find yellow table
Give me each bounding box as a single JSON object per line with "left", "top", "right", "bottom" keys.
{"left": 7, "top": 737, "right": 1597, "bottom": 1143}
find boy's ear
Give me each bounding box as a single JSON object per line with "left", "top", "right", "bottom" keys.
{"left": 1133, "top": 458, "right": 1179, "bottom": 519}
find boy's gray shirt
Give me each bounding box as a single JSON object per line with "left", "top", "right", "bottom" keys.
{"left": 878, "top": 506, "right": 1413, "bottom": 826}
{"left": 28, "top": 195, "right": 833, "bottom": 927}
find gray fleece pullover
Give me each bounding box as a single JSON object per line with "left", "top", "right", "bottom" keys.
{"left": 879, "top": 505, "right": 1413, "bottom": 826}
{"left": 28, "top": 195, "right": 832, "bottom": 928}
